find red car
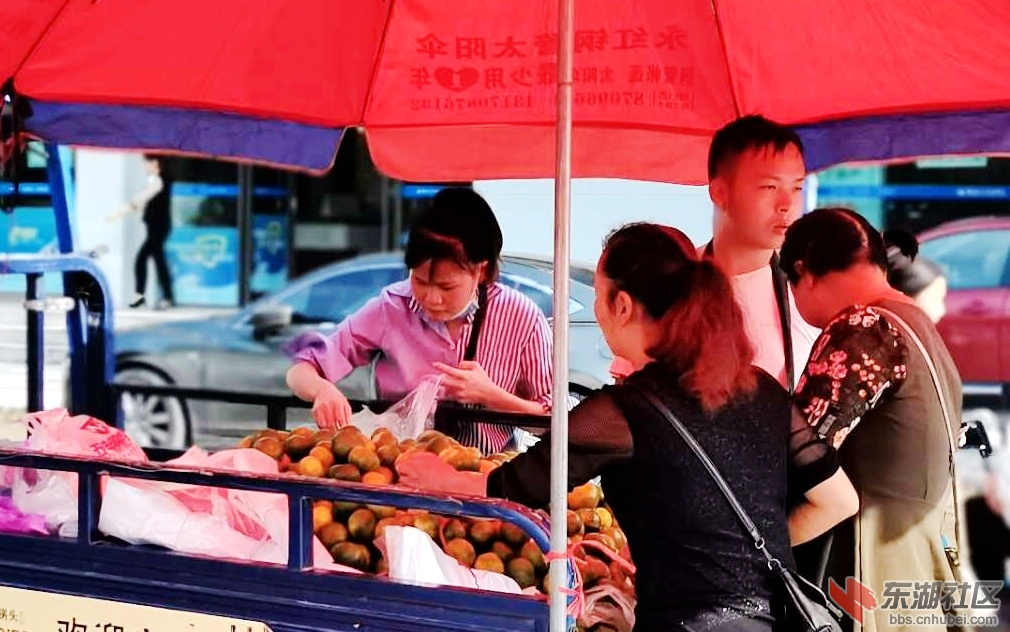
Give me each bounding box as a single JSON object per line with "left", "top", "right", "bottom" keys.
{"left": 918, "top": 216, "right": 1010, "bottom": 399}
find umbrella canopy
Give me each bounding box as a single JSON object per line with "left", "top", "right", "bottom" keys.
{"left": 5, "top": 0, "right": 1010, "bottom": 181}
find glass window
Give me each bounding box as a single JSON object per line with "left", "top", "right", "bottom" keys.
{"left": 919, "top": 230, "right": 1010, "bottom": 290}
{"left": 282, "top": 265, "right": 407, "bottom": 324}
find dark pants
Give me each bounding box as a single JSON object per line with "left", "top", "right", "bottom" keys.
{"left": 966, "top": 496, "right": 1009, "bottom": 582}
{"left": 134, "top": 229, "right": 173, "bottom": 301}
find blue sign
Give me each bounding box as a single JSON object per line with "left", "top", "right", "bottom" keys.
{"left": 401, "top": 184, "right": 445, "bottom": 199}
{"left": 0, "top": 182, "right": 52, "bottom": 196}
{"left": 816, "top": 184, "right": 1010, "bottom": 200}
{"left": 251, "top": 214, "right": 288, "bottom": 294}
{"left": 171, "top": 183, "right": 288, "bottom": 198}
{"left": 164, "top": 226, "right": 239, "bottom": 306}
{"left": 0, "top": 206, "right": 61, "bottom": 293}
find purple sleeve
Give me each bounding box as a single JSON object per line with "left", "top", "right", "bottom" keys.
{"left": 284, "top": 295, "right": 387, "bottom": 383}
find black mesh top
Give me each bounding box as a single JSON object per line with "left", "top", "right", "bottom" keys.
{"left": 487, "top": 362, "right": 839, "bottom": 629}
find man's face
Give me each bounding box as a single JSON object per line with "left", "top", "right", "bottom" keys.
{"left": 711, "top": 143, "right": 806, "bottom": 250}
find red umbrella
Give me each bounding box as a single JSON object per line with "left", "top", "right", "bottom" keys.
{"left": 5, "top": 5, "right": 1010, "bottom": 630}
{"left": 5, "top": 0, "right": 1010, "bottom": 182}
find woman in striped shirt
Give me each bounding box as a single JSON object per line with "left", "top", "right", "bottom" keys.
{"left": 285, "top": 188, "right": 553, "bottom": 455}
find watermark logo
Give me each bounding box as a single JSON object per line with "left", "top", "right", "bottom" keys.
{"left": 828, "top": 578, "right": 1003, "bottom": 628}
{"left": 828, "top": 577, "right": 878, "bottom": 623}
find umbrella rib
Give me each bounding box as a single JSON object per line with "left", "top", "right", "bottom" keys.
{"left": 9, "top": 0, "right": 76, "bottom": 82}
{"left": 710, "top": 0, "right": 743, "bottom": 118}
{"left": 358, "top": 0, "right": 398, "bottom": 126}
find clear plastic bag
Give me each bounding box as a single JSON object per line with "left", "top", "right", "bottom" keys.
{"left": 350, "top": 375, "right": 443, "bottom": 441}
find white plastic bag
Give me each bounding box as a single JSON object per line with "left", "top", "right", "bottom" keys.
{"left": 377, "top": 525, "right": 522, "bottom": 594}
{"left": 351, "top": 375, "right": 443, "bottom": 441}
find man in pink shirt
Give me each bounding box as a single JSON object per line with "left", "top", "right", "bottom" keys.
{"left": 611, "top": 116, "right": 819, "bottom": 391}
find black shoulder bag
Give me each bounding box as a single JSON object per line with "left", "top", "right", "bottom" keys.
{"left": 626, "top": 382, "right": 842, "bottom": 632}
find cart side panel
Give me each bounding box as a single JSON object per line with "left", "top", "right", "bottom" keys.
{"left": 0, "top": 535, "right": 549, "bottom": 632}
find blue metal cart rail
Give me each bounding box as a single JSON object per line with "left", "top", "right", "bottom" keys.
{"left": 0, "top": 449, "right": 558, "bottom": 632}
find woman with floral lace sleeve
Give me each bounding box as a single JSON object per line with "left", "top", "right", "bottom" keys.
{"left": 794, "top": 306, "right": 908, "bottom": 450}
{"left": 780, "top": 208, "right": 966, "bottom": 632}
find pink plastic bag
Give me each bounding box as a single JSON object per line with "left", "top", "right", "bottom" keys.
{"left": 0, "top": 496, "right": 47, "bottom": 535}
{"left": 3, "top": 408, "right": 146, "bottom": 536}
{"left": 99, "top": 446, "right": 355, "bottom": 571}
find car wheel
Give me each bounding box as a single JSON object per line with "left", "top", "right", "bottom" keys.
{"left": 116, "top": 364, "right": 191, "bottom": 449}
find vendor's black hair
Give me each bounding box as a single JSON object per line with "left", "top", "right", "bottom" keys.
{"left": 405, "top": 187, "right": 503, "bottom": 283}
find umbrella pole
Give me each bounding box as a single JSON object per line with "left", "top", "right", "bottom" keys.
{"left": 549, "top": 0, "right": 574, "bottom": 629}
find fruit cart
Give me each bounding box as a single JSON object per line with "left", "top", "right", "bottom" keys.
{"left": 0, "top": 148, "right": 587, "bottom": 632}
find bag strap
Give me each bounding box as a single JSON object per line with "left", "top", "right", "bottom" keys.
{"left": 870, "top": 305, "right": 962, "bottom": 548}
{"left": 870, "top": 306, "right": 958, "bottom": 459}
{"left": 703, "top": 242, "right": 794, "bottom": 393}
{"left": 625, "top": 381, "right": 785, "bottom": 570}
{"left": 771, "top": 252, "right": 795, "bottom": 395}
{"left": 463, "top": 284, "right": 489, "bottom": 362}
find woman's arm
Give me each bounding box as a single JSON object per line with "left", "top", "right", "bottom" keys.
{"left": 786, "top": 405, "right": 858, "bottom": 544}
{"left": 789, "top": 469, "right": 859, "bottom": 545}
{"left": 107, "top": 175, "right": 163, "bottom": 221}
{"left": 286, "top": 361, "right": 339, "bottom": 402}
{"left": 128, "top": 174, "right": 164, "bottom": 211}
{"left": 284, "top": 294, "right": 389, "bottom": 427}
{"left": 397, "top": 391, "right": 633, "bottom": 506}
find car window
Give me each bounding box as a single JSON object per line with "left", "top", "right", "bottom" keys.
{"left": 501, "top": 274, "right": 585, "bottom": 318}
{"left": 282, "top": 265, "right": 408, "bottom": 323}
{"left": 919, "top": 230, "right": 1010, "bottom": 290}
{"left": 569, "top": 266, "right": 596, "bottom": 287}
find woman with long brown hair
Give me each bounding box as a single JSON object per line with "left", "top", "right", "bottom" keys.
{"left": 399, "top": 222, "right": 856, "bottom": 631}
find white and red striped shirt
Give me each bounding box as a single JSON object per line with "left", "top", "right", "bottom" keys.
{"left": 293, "top": 280, "right": 553, "bottom": 454}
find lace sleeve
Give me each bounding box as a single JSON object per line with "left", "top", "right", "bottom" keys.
{"left": 486, "top": 389, "right": 633, "bottom": 509}
{"left": 794, "top": 306, "right": 908, "bottom": 448}
{"left": 788, "top": 404, "right": 840, "bottom": 499}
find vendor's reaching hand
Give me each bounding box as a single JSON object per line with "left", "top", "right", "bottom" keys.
{"left": 396, "top": 451, "right": 488, "bottom": 497}
{"left": 312, "top": 382, "right": 353, "bottom": 429}
{"left": 434, "top": 360, "right": 498, "bottom": 406}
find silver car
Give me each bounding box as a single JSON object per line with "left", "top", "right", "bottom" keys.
{"left": 114, "top": 252, "right": 614, "bottom": 448}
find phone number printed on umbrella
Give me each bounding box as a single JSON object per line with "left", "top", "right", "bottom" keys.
{"left": 410, "top": 89, "right": 693, "bottom": 111}
{"left": 410, "top": 94, "right": 537, "bottom": 111}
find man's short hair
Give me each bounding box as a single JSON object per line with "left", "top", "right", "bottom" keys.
{"left": 707, "top": 115, "right": 804, "bottom": 181}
